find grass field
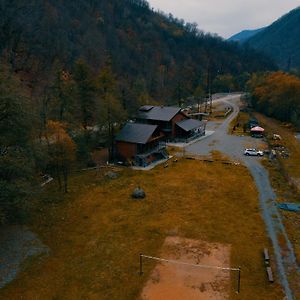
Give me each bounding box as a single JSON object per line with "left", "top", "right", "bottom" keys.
{"left": 229, "top": 112, "right": 250, "bottom": 136}
{"left": 0, "top": 159, "right": 284, "bottom": 299}
{"left": 255, "top": 113, "right": 300, "bottom": 181}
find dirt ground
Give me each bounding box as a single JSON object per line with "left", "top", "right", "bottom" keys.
{"left": 141, "top": 237, "right": 231, "bottom": 300}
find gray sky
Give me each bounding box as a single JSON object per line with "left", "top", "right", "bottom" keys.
{"left": 149, "top": 0, "right": 300, "bottom": 38}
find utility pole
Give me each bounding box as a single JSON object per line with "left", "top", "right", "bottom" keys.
{"left": 209, "top": 90, "right": 213, "bottom": 114}
{"left": 205, "top": 58, "right": 211, "bottom": 113}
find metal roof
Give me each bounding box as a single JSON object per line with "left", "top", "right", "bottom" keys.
{"left": 176, "top": 119, "right": 203, "bottom": 132}
{"left": 115, "top": 123, "right": 158, "bottom": 144}
{"left": 137, "top": 106, "right": 182, "bottom": 122}
{"left": 139, "top": 105, "right": 154, "bottom": 112}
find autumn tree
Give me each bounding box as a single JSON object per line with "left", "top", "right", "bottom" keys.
{"left": 132, "top": 77, "right": 152, "bottom": 109}
{"left": 212, "top": 74, "right": 235, "bottom": 93}
{"left": 193, "top": 85, "right": 206, "bottom": 112}
{"left": 51, "top": 69, "right": 74, "bottom": 122}
{"left": 249, "top": 72, "right": 300, "bottom": 127}
{"left": 96, "top": 65, "right": 127, "bottom": 161}
{"left": 73, "top": 59, "right": 96, "bottom": 129}
{"left": 46, "top": 121, "right": 76, "bottom": 193}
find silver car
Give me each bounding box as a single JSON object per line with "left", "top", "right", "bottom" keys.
{"left": 244, "top": 148, "right": 264, "bottom": 156}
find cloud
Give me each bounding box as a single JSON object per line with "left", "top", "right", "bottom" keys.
{"left": 148, "top": 0, "right": 300, "bottom": 38}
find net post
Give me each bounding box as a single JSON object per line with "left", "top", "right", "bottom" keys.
{"left": 237, "top": 266, "right": 241, "bottom": 294}
{"left": 139, "top": 253, "right": 143, "bottom": 276}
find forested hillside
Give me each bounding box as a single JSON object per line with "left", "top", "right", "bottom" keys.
{"left": 0, "top": 0, "right": 276, "bottom": 224}
{"left": 247, "top": 72, "right": 300, "bottom": 128}
{"left": 1, "top": 0, "right": 275, "bottom": 103}
{"left": 247, "top": 7, "right": 300, "bottom": 70}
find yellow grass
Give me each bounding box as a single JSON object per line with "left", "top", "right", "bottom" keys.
{"left": 255, "top": 113, "right": 300, "bottom": 180}
{"left": 229, "top": 112, "right": 250, "bottom": 136}
{"left": 256, "top": 113, "right": 300, "bottom": 295}
{"left": 208, "top": 110, "right": 227, "bottom": 119}
{"left": 206, "top": 102, "right": 232, "bottom": 120}
{"left": 0, "top": 159, "right": 283, "bottom": 299}
{"left": 261, "top": 159, "right": 300, "bottom": 296}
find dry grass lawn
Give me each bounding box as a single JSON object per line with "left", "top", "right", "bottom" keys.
{"left": 255, "top": 113, "right": 300, "bottom": 295}
{"left": 0, "top": 159, "right": 284, "bottom": 300}
{"left": 255, "top": 113, "right": 300, "bottom": 181}
{"left": 229, "top": 112, "right": 250, "bottom": 136}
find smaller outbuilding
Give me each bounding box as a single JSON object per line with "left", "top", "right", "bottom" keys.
{"left": 175, "top": 119, "right": 205, "bottom": 142}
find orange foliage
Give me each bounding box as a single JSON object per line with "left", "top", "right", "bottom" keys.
{"left": 45, "top": 121, "right": 76, "bottom": 192}
{"left": 46, "top": 120, "right": 76, "bottom": 164}
{"left": 251, "top": 72, "right": 300, "bottom": 125}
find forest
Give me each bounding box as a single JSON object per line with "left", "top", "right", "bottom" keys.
{"left": 0, "top": 0, "right": 275, "bottom": 104}
{"left": 0, "top": 0, "right": 277, "bottom": 224}
{"left": 248, "top": 72, "right": 300, "bottom": 128}
{"left": 247, "top": 7, "right": 300, "bottom": 71}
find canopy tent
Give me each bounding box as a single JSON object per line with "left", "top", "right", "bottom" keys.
{"left": 251, "top": 126, "right": 265, "bottom": 133}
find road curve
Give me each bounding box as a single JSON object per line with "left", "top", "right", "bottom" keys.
{"left": 186, "top": 94, "right": 297, "bottom": 300}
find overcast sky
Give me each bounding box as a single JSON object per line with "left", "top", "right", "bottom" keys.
{"left": 148, "top": 0, "right": 300, "bottom": 38}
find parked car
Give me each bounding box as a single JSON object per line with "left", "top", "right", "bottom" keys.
{"left": 244, "top": 148, "right": 264, "bottom": 156}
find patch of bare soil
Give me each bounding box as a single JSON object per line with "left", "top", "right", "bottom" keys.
{"left": 140, "top": 237, "right": 230, "bottom": 300}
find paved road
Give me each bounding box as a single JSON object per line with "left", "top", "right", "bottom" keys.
{"left": 0, "top": 225, "right": 49, "bottom": 289}
{"left": 186, "top": 94, "right": 298, "bottom": 300}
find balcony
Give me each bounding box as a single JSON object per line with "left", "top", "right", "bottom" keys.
{"left": 136, "top": 142, "right": 167, "bottom": 159}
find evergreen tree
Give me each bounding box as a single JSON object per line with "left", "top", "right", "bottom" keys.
{"left": 45, "top": 121, "right": 76, "bottom": 193}
{"left": 73, "top": 59, "right": 96, "bottom": 129}
{"left": 51, "top": 69, "right": 74, "bottom": 122}
{"left": 0, "top": 66, "right": 34, "bottom": 223}
{"left": 96, "top": 65, "right": 127, "bottom": 161}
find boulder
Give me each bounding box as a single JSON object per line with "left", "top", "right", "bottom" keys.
{"left": 105, "top": 171, "right": 119, "bottom": 179}
{"left": 132, "top": 187, "right": 146, "bottom": 199}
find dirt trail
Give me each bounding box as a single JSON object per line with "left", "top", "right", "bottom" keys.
{"left": 186, "top": 94, "right": 298, "bottom": 300}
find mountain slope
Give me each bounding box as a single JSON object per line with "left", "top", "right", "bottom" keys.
{"left": 247, "top": 7, "right": 300, "bottom": 70}
{"left": 0, "top": 0, "right": 275, "bottom": 106}
{"left": 228, "top": 28, "right": 265, "bottom": 43}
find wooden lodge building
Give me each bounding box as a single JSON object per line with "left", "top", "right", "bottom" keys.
{"left": 115, "top": 123, "right": 167, "bottom": 167}
{"left": 136, "top": 106, "right": 186, "bottom": 138}
{"left": 115, "top": 105, "right": 205, "bottom": 166}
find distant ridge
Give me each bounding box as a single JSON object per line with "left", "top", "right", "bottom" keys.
{"left": 247, "top": 7, "right": 300, "bottom": 70}
{"left": 228, "top": 28, "right": 265, "bottom": 43}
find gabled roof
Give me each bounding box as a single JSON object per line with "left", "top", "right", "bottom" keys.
{"left": 176, "top": 119, "right": 203, "bottom": 132}
{"left": 139, "top": 105, "right": 154, "bottom": 112}
{"left": 137, "top": 106, "right": 182, "bottom": 122}
{"left": 115, "top": 123, "right": 158, "bottom": 144}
